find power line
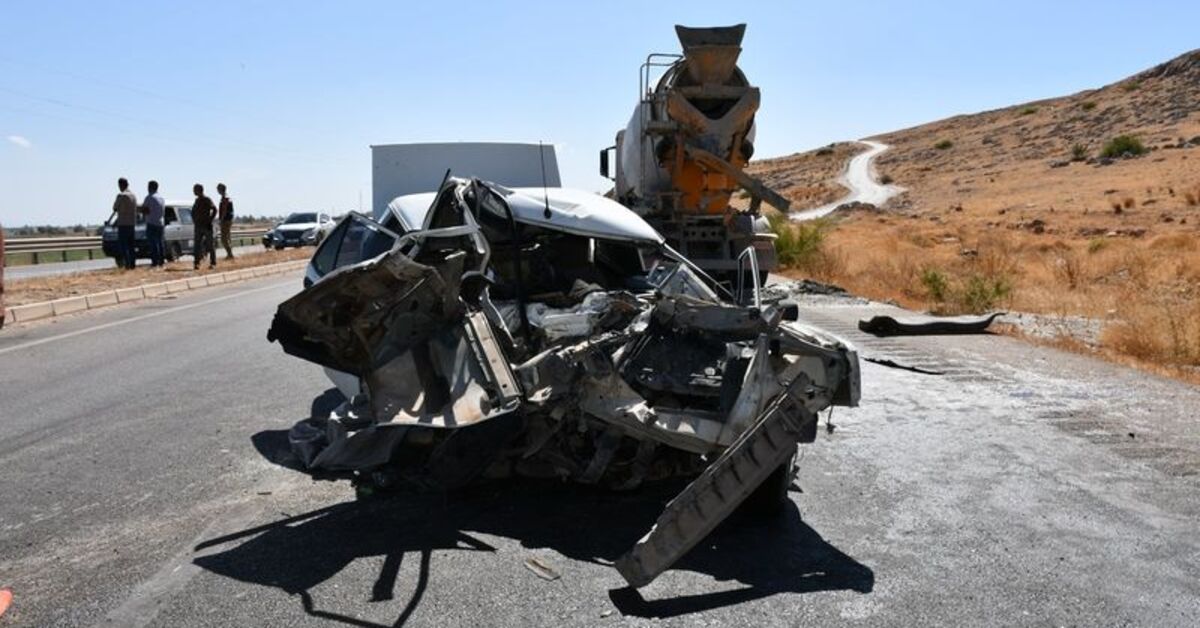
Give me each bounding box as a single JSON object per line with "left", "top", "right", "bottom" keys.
{"left": 0, "top": 55, "right": 355, "bottom": 145}
{"left": 0, "top": 86, "right": 341, "bottom": 165}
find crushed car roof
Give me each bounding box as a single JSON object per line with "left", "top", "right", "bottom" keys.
{"left": 386, "top": 185, "right": 664, "bottom": 245}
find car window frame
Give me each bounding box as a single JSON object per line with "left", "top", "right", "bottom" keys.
{"left": 310, "top": 212, "right": 401, "bottom": 279}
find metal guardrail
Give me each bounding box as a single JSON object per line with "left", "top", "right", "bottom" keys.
{"left": 3, "top": 229, "right": 268, "bottom": 264}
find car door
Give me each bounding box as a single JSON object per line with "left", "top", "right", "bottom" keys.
{"left": 163, "top": 206, "right": 182, "bottom": 248}
{"left": 177, "top": 207, "right": 194, "bottom": 249}
{"left": 267, "top": 184, "right": 520, "bottom": 430}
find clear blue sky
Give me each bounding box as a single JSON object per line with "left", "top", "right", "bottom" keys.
{"left": 2, "top": 0, "right": 1197, "bottom": 226}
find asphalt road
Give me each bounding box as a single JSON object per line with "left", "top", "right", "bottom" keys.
{"left": 1, "top": 278, "right": 1198, "bottom": 626}
{"left": 4, "top": 244, "right": 269, "bottom": 281}
{"left": 792, "top": 141, "right": 904, "bottom": 220}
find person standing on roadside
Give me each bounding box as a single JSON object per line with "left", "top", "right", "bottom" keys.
{"left": 191, "top": 183, "right": 217, "bottom": 269}
{"left": 113, "top": 177, "right": 139, "bottom": 270}
{"left": 141, "top": 180, "right": 166, "bottom": 267}
{"left": 217, "top": 183, "right": 235, "bottom": 260}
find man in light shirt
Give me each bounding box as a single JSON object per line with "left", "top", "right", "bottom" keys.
{"left": 141, "top": 180, "right": 166, "bottom": 267}
{"left": 112, "top": 177, "right": 139, "bottom": 270}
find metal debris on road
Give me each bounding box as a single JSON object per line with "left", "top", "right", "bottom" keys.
{"left": 523, "top": 557, "right": 561, "bottom": 581}
{"left": 858, "top": 312, "right": 1005, "bottom": 336}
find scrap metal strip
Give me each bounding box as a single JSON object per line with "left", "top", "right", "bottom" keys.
{"left": 615, "top": 377, "right": 814, "bottom": 587}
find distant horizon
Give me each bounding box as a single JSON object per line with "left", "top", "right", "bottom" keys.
{"left": 4, "top": 0, "right": 1199, "bottom": 226}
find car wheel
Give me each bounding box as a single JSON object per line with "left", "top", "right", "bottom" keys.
{"left": 274, "top": 244, "right": 284, "bottom": 251}
{"left": 354, "top": 469, "right": 400, "bottom": 501}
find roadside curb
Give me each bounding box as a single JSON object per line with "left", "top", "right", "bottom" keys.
{"left": 6, "top": 260, "right": 307, "bottom": 325}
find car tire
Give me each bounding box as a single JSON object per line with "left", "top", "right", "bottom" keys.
{"left": 274, "top": 244, "right": 284, "bottom": 251}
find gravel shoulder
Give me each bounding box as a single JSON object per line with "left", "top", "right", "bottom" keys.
{"left": 4, "top": 246, "right": 312, "bottom": 306}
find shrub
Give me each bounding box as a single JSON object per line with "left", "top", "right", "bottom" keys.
{"left": 1020, "top": 106, "right": 1038, "bottom": 116}
{"left": 920, "top": 267, "right": 949, "bottom": 302}
{"left": 1053, "top": 253, "right": 1084, "bottom": 290}
{"left": 1071, "top": 143, "right": 1089, "bottom": 161}
{"left": 934, "top": 139, "right": 954, "bottom": 150}
{"left": 879, "top": 174, "right": 894, "bottom": 185}
{"left": 959, "top": 274, "right": 1012, "bottom": 313}
{"left": 1122, "top": 197, "right": 1136, "bottom": 209}
{"left": 1087, "top": 238, "right": 1107, "bottom": 254}
{"left": 1081, "top": 101, "right": 1097, "bottom": 111}
{"left": 1185, "top": 190, "right": 1198, "bottom": 207}
{"left": 815, "top": 145, "right": 835, "bottom": 157}
{"left": 768, "top": 214, "right": 826, "bottom": 269}
{"left": 1100, "top": 135, "right": 1146, "bottom": 158}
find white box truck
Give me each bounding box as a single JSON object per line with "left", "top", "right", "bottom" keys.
{"left": 370, "top": 142, "right": 560, "bottom": 218}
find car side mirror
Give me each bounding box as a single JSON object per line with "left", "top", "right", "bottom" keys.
{"left": 599, "top": 146, "right": 614, "bottom": 179}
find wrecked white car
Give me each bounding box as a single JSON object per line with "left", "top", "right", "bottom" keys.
{"left": 267, "top": 175, "right": 860, "bottom": 587}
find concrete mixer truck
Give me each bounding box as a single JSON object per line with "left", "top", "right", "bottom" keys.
{"left": 600, "top": 24, "right": 790, "bottom": 285}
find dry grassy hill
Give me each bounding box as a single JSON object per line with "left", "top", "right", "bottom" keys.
{"left": 874, "top": 48, "right": 1200, "bottom": 221}
{"left": 756, "top": 49, "right": 1200, "bottom": 380}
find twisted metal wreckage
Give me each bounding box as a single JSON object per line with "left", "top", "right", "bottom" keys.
{"left": 267, "top": 175, "right": 860, "bottom": 587}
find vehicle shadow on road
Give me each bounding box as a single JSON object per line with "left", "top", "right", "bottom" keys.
{"left": 193, "top": 472, "right": 873, "bottom": 625}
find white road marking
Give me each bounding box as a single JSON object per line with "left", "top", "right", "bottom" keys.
{"left": 0, "top": 280, "right": 294, "bottom": 357}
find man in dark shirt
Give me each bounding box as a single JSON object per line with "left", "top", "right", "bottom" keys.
{"left": 217, "top": 183, "right": 235, "bottom": 260}
{"left": 113, "top": 177, "right": 139, "bottom": 270}
{"left": 191, "top": 183, "right": 218, "bottom": 269}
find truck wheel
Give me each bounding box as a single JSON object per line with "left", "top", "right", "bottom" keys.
{"left": 738, "top": 451, "right": 796, "bottom": 517}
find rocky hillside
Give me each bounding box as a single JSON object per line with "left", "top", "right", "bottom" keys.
{"left": 871, "top": 48, "right": 1200, "bottom": 227}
